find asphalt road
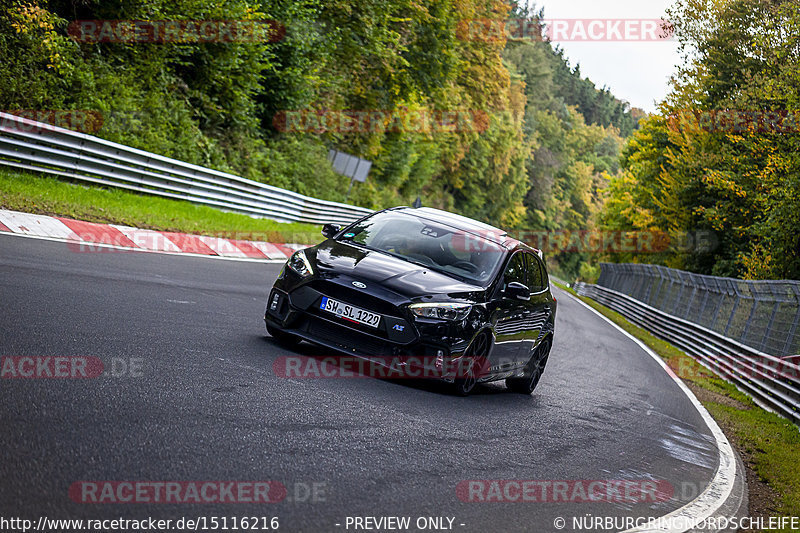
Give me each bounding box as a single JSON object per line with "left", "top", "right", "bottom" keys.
{"left": 0, "top": 234, "right": 721, "bottom": 533}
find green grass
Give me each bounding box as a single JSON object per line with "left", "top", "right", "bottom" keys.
{"left": 552, "top": 280, "right": 800, "bottom": 524}
{"left": 0, "top": 168, "right": 323, "bottom": 244}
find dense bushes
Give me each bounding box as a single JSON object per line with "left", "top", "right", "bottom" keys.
{"left": 1, "top": 0, "right": 639, "bottom": 277}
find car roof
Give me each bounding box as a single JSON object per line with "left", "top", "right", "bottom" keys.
{"left": 390, "top": 206, "right": 538, "bottom": 254}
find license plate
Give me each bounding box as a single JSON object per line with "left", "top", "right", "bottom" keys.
{"left": 320, "top": 296, "right": 381, "bottom": 328}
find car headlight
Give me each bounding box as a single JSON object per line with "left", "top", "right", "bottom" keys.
{"left": 287, "top": 249, "right": 313, "bottom": 277}
{"left": 409, "top": 302, "right": 472, "bottom": 321}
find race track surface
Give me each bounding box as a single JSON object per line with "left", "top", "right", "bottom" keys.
{"left": 0, "top": 234, "right": 722, "bottom": 532}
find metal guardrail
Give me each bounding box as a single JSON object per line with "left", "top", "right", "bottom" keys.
{"left": 597, "top": 262, "right": 800, "bottom": 358}
{"left": 0, "top": 112, "right": 374, "bottom": 226}
{"left": 574, "top": 282, "right": 800, "bottom": 426}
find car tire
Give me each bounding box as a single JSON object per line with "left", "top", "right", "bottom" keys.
{"left": 453, "top": 331, "right": 491, "bottom": 396}
{"left": 266, "top": 323, "right": 301, "bottom": 348}
{"left": 507, "top": 336, "right": 551, "bottom": 395}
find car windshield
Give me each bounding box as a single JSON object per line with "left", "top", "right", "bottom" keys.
{"left": 339, "top": 211, "right": 505, "bottom": 284}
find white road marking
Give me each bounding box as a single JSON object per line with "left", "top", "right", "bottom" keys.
{"left": 196, "top": 236, "right": 249, "bottom": 258}
{"left": 0, "top": 209, "right": 290, "bottom": 263}
{"left": 561, "top": 289, "right": 737, "bottom": 533}
{"left": 110, "top": 225, "right": 182, "bottom": 253}
{"left": 0, "top": 211, "right": 79, "bottom": 240}
{"left": 250, "top": 241, "right": 291, "bottom": 260}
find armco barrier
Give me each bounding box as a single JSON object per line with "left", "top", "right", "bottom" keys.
{"left": 574, "top": 282, "right": 800, "bottom": 426}
{"left": 0, "top": 111, "right": 373, "bottom": 226}
{"left": 596, "top": 262, "right": 800, "bottom": 358}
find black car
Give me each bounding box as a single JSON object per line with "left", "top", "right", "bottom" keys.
{"left": 265, "top": 206, "right": 556, "bottom": 395}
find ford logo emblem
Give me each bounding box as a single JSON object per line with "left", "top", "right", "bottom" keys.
{"left": 352, "top": 281, "right": 367, "bottom": 289}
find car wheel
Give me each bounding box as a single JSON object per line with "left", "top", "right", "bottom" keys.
{"left": 453, "top": 332, "right": 490, "bottom": 396}
{"left": 266, "top": 323, "right": 301, "bottom": 348}
{"left": 507, "top": 336, "right": 551, "bottom": 395}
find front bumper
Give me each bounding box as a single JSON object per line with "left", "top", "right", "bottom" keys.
{"left": 265, "top": 286, "right": 476, "bottom": 381}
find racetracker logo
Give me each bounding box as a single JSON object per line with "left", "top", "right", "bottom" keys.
{"left": 0, "top": 356, "right": 143, "bottom": 378}
{"left": 456, "top": 480, "right": 673, "bottom": 503}
{"left": 0, "top": 110, "right": 104, "bottom": 134}
{"left": 272, "top": 109, "right": 490, "bottom": 134}
{"left": 69, "top": 481, "right": 287, "bottom": 504}
{"left": 0, "top": 356, "right": 104, "bottom": 379}
{"left": 667, "top": 109, "right": 800, "bottom": 133}
{"left": 451, "top": 229, "right": 718, "bottom": 255}
{"left": 457, "top": 18, "right": 674, "bottom": 42}
{"left": 669, "top": 355, "right": 800, "bottom": 383}
{"left": 273, "top": 355, "right": 491, "bottom": 380}
{"left": 67, "top": 20, "right": 285, "bottom": 44}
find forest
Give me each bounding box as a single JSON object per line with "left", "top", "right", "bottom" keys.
{"left": 600, "top": 0, "right": 800, "bottom": 280}
{"left": 2, "top": 0, "right": 796, "bottom": 280}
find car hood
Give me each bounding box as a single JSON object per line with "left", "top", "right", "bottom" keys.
{"left": 309, "top": 240, "right": 485, "bottom": 300}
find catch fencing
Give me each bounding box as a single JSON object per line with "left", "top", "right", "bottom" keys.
{"left": 596, "top": 263, "right": 800, "bottom": 358}
{"left": 0, "top": 111, "right": 373, "bottom": 226}
{"left": 573, "top": 281, "right": 800, "bottom": 426}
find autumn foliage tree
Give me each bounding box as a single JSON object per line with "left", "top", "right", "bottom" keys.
{"left": 600, "top": 0, "right": 800, "bottom": 280}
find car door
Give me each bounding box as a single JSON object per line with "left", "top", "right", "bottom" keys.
{"left": 491, "top": 251, "right": 529, "bottom": 371}
{"left": 516, "top": 252, "right": 552, "bottom": 366}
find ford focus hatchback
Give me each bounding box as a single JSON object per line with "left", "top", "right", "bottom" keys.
{"left": 265, "top": 206, "right": 556, "bottom": 395}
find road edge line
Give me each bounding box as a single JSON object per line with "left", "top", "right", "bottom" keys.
{"left": 0, "top": 231, "right": 288, "bottom": 263}
{"left": 560, "top": 288, "right": 743, "bottom": 532}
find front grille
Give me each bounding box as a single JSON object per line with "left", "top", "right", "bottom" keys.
{"left": 310, "top": 280, "right": 401, "bottom": 316}
{"left": 304, "top": 315, "right": 394, "bottom": 357}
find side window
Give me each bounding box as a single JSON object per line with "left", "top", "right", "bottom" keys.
{"left": 539, "top": 256, "right": 549, "bottom": 289}
{"left": 503, "top": 252, "right": 526, "bottom": 286}
{"left": 525, "top": 253, "right": 546, "bottom": 292}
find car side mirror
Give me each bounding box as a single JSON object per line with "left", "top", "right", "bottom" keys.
{"left": 322, "top": 223, "right": 341, "bottom": 239}
{"left": 504, "top": 281, "right": 531, "bottom": 301}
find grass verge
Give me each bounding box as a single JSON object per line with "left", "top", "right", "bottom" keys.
{"left": 0, "top": 168, "right": 323, "bottom": 244}
{"left": 553, "top": 280, "right": 800, "bottom": 528}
